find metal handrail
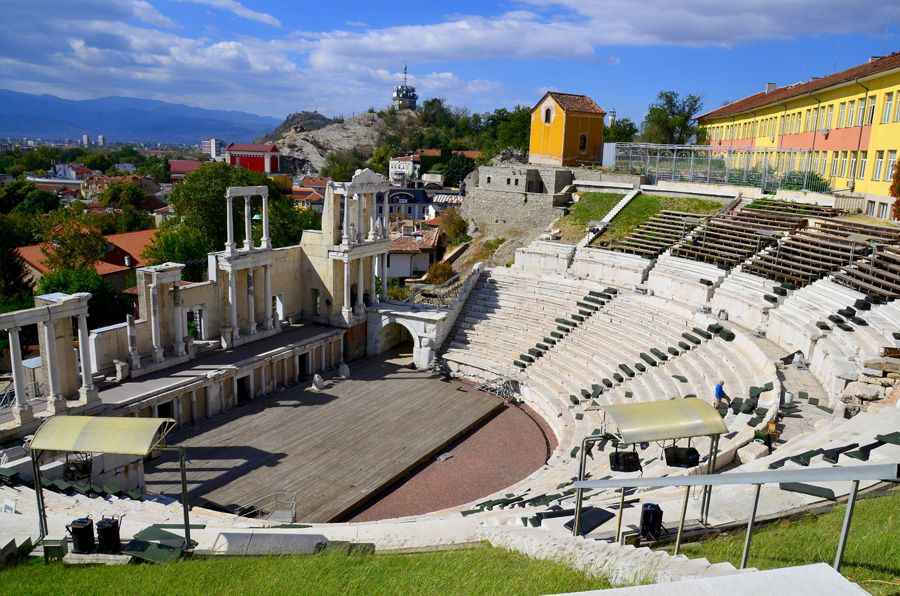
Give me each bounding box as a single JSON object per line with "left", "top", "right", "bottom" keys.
{"left": 232, "top": 490, "right": 296, "bottom": 521}
{"left": 0, "top": 385, "right": 14, "bottom": 409}
{"left": 572, "top": 462, "right": 899, "bottom": 572}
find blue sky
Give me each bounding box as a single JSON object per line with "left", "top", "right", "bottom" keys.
{"left": 1, "top": 1, "right": 900, "bottom": 122}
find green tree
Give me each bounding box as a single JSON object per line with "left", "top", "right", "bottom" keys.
{"left": 0, "top": 228, "right": 31, "bottom": 299}
{"left": 40, "top": 210, "right": 107, "bottom": 272}
{"left": 604, "top": 118, "right": 639, "bottom": 143}
{"left": 444, "top": 154, "right": 475, "bottom": 187}
{"left": 169, "top": 162, "right": 307, "bottom": 251}
{"left": 137, "top": 156, "right": 170, "bottom": 183}
{"left": 642, "top": 91, "right": 704, "bottom": 144}
{"left": 320, "top": 149, "right": 366, "bottom": 181}
{"left": 268, "top": 201, "right": 321, "bottom": 248}
{"left": 35, "top": 268, "right": 127, "bottom": 328}
{"left": 437, "top": 208, "right": 468, "bottom": 244}
{"left": 82, "top": 152, "right": 114, "bottom": 172}
{"left": 11, "top": 187, "right": 59, "bottom": 215}
{"left": 0, "top": 179, "right": 43, "bottom": 213}
{"left": 99, "top": 180, "right": 144, "bottom": 208}
{"left": 142, "top": 222, "right": 209, "bottom": 281}
{"left": 368, "top": 144, "right": 395, "bottom": 176}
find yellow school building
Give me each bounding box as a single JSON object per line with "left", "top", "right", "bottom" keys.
{"left": 529, "top": 91, "right": 605, "bottom": 167}
{"left": 699, "top": 53, "right": 900, "bottom": 218}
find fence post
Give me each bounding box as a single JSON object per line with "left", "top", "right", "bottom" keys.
{"left": 673, "top": 485, "right": 691, "bottom": 556}
{"left": 740, "top": 483, "right": 762, "bottom": 569}
{"left": 834, "top": 479, "right": 860, "bottom": 572}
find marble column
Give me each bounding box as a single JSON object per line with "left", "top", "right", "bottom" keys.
{"left": 76, "top": 313, "right": 97, "bottom": 401}
{"left": 342, "top": 259, "right": 352, "bottom": 322}
{"left": 190, "top": 390, "right": 198, "bottom": 424}
{"left": 225, "top": 196, "right": 236, "bottom": 254}
{"left": 7, "top": 327, "right": 32, "bottom": 422}
{"left": 356, "top": 256, "right": 365, "bottom": 314}
{"left": 321, "top": 343, "right": 326, "bottom": 371}
{"left": 193, "top": 307, "right": 206, "bottom": 340}
{"left": 126, "top": 314, "right": 140, "bottom": 369}
{"left": 380, "top": 251, "right": 388, "bottom": 296}
{"left": 228, "top": 271, "right": 239, "bottom": 339}
{"left": 293, "top": 352, "right": 300, "bottom": 383}
{"left": 41, "top": 317, "right": 62, "bottom": 406}
{"left": 261, "top": 194, "right": 271, "bottom": 249}
{"left": 173, "top": 291, "right": 185, "bottom": 357}
{"left": 367, "top": 193, "right": 376, "bottom": 241}
{"left": 355, "top": 193, "right": 363, "bottom": 243}
{"left": 247, "top": 268, "right": 257, "bottom": 335}
{"left": 149, "top": 283, "right": 164, "bottom": 362}
{"left": 381, "top": 191, "right": 389, "bottom": 238}
{"left": 243, "top": 196, "right": 253, "bottom": 250}
{"left": 341, "top": 193, "right": 350, "bottom": 245}
{"left": 264, "top": 264, "right": 274, "bottom": 330}
{"left": 372, "top": 255, "right": 380, "bottom": 304}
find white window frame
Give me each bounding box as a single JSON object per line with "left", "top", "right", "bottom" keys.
{"left": 886, "top": 150, "right": 898, "bottom": 182}
{"left": 873, "top": 151, "right": 884, "bottom": 181}
{"left": 883, "top": 92, "right": 894, "bottom": 124}
{"left": 858, "top": 151, "right": 867, "bottom": 180}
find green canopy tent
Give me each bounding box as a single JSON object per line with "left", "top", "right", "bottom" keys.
{"left": 28, "top": 416, "right": 192, "bottom": 550}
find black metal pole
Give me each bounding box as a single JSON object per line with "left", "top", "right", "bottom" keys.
{"left": 179, "top": 447, "right": 192, "bottom": 552}
{"left": 31, "top": 450, "right": 48, "bottom": 538}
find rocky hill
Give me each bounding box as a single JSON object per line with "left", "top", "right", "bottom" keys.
{"left": 256, "top": 111, "right": 335, "bottom": 143}
{"left": 264, "top": 110, "right": 420, "bottom": 174}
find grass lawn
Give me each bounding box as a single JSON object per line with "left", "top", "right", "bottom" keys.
{"left": 597, "top": 194, "right": 722, "bottom": 245}
{"left": 557, "top": 192, "right": 624, "bottom": 241}
{"left": 676, "top": 489, "right": 900, "bottom": 595}
{"left": 1, "top": 544, "right": 611, "bottom": 596}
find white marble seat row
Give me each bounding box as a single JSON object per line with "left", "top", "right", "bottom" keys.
{"left": 646, "top": 254, "right": 728, "bottom": 305}
{"left": 569, "top": 247, "right": 652, "bottom": 288}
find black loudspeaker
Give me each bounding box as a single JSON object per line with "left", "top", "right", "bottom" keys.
{"left": 67, "top": 517, "right": 95, "bottom": 554}
{"left": 96, "top": 517, "right": 121, "bottom": 554}
{"left": 664, "top": 446, "right": 700, "bottom": 468}
{"left": 609, "top": 450, "right": 641, "bottom": 473}
{"left": 640, "top": 503, "right": 664, "bottom": 539}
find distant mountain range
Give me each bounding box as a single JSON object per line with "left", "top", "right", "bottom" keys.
{"left": 0, "top": 90, "right": 282, "bottom": 145}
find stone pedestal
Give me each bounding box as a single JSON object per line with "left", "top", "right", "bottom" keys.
{"left": 12, "top": 404, "right": 34, "bottom": 425}
{"left": 78, "top": 386, "right": 100, "bottom": 405}
{"left": 220, "top": 327, "right": 234, "bottom": 349}
{"left": 338, "top": 362, "right": 350, "bottom": 379}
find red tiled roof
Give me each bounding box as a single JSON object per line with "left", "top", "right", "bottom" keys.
{"left": 169, "top": 159, "right": 202, "bottom": 175}
{"left": 299, "top": 176, "right": 330, "bottom": 188}
{"left": 416, "top": 148, "right": 442, "bottom": 158}
{"left": 389, "top": 229, "right": 442, "bottom": 254}
{"left": 535, "top": 92, "right": 605, "bottom": 114}
{"left": 291, "top": 188, "right": 323, "bottom": 202}
{"left": 226, "top": 143, "right": 279, "bottom": 153}
{"left": 452, "top": 150, "right": 482, "bottom": 160}
{"left": 392, "top": 154, "right": 420, "bottom": 162}
{"left": 17, "top": 228, "right": 157, "bottom": 278}
{"left": 699, "top": 52, "right": 900, "bottom": 122}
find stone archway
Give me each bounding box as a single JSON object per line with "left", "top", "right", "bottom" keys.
{"left": 379, "top": 321, "right": 416, "bottom": 357}
{"left": 367, "top": 310, "right": 437, "bottom": 370}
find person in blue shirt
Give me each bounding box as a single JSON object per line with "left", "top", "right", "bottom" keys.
{"left": 714, "top": 380, "right": 731, "bottom": 406}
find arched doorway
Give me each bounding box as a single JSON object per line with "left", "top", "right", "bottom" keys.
{"left": 379, "top": 321, "right": 416, "bottom": 361}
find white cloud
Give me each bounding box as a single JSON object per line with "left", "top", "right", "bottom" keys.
{"left": 178, "top": 0, "right": 281, "bottom": 27}
{"left": 131, "top": 0, "right": 177, "bottom": 28}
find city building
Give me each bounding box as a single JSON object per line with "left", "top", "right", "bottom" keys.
{"left": 16, "top": 228, "right": 157, "bottom": 291}
{"left": 389, "top": 154, "right": 421, "bottom": 185}
{"left": 392, "top": 65, "right": 418, "bottom": 111}
{"left": 114, "top": 162, "right": 136, "bottom": 173}
{"left": 97, "top": 134, "right": 106, "bottom": 147}
{"left": 81, "top": 133, "right": 90, "bottom": 147}
{"left": 201, "top": 138, "right": 226, "bottom": 160}
{"left": 169, "top": 159, "right": 203, "bottom": 182}
{"left": 386, "top": 224, "right": 445, "bottom": 281}
{"left": 224, "top": 143, "right": 280, "bottom": 174}
{"left": 528, "top": 91, "right": 605, "bottom": 166}
{"left": 699, "top": 53, "right": 900, "bottom": 218}
{"left": 81, "top": 174, "right": 160, "bottom": 202}
{"left": 290, "top": 187, "right": 324, "bottom": 213}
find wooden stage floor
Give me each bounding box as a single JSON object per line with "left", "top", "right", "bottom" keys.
{"left": 143, "top": 352, "right": 502, "bottom": 522}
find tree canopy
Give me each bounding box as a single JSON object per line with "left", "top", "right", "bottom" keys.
{"left": 320, "top": 149, "right": 367, "bottom": 181}
{"left": 604, "top": 118, "right": 639, "bottom": 143}
{"left": 35, "top": 267, "right": 128, "bottom": 328}
{"left": 40, "top": 209, "right": 108, "bottom": 272}
{"left": 641, "top": 91, "right": 704, "bottom": 144}
{"left": 142, "top": 221, "right": 210, "bottom": 281}
{"left": 99, "top": 180, "right": 144, "bottom": 208}
{"left": 169, "top": 161, "right": 318, "bottom": 251}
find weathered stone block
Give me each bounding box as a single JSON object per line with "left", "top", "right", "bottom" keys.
{"left": 841, "top": 381, "right": 882, "bottom": 401}
{"left": 737, "top": 441, "right": 769, "bottom": 464}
